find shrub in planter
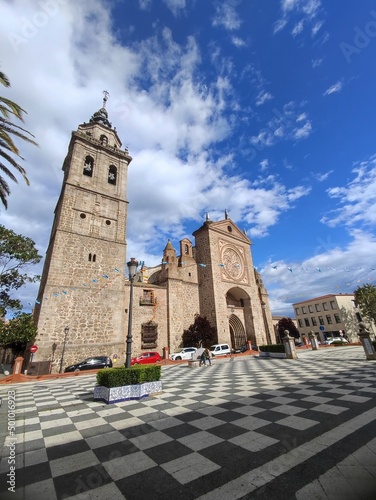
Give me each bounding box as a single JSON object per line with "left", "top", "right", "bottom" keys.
{"left": 259, "top": 344, "right": 285, "bottom": 353}
{"left": 96, "top": 365, "right": 161, "bottom": 388}
{"left": 94, "top": 365, "right": 162, "bottom": 403}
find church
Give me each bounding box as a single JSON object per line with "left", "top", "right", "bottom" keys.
{"left": 33, "top": 97, "right": 275, "bottom": 372}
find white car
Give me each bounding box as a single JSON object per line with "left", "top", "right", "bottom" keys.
{"left": 210, "top": 344, "right": 231, "bottom": 356}
{"left": 170, "top": 347, "right": 197, "bottom": 360}
{"left": 325, "top": 337, "right": 349, "bottom": 345}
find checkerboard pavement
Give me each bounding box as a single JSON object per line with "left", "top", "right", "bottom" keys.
{"left": 0, "top": 346, "right": 376, "bottom": 499}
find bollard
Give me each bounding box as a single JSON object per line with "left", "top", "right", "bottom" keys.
{"left": 357, "top": 322, "right": 376, "bottom": 360}
{"left": 12, "top": 356, "right": 24, "bottom": 375}
{"left": 282, "top": 330, "right": 298, "bottom": 359}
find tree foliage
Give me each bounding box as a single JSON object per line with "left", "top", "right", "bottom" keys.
{"left": 0, "top": 71, "right": 37, "bottom": 208}
{"left": 277, "top": 317, "right": 300, "bottom": 339}
{"left": 0, "top": 224, "right": 42, "bottom": 315}
{"left": 182, "top": 314, "right": 217, "bottom": 348}
{"left": 354, "top": 284, "right": 376, "bottom": 326}
{"left": 0, "top": 312, "right": 37, "bottom": 359}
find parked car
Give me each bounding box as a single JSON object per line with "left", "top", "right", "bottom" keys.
{"left": 64, "top": 356, "right": 112, "bottom": 372}
{"left": 232, "top": 345, "right": 249, "bottom": 354}
{"left": 170, "top": 347, "right": 197, "bottom": 360}
{"left": 131, "top": 352, "right": 161, "bottom": 365}
{"left": 210, "top": 344, "right": 231, "bottom": 356}
{"left": 325, "top": 337, "right": 349, "bottom": 345}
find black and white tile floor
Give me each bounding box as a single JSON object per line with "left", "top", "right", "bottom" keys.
{"left": 0, "top": 346, "right": 375, "bottom": 499}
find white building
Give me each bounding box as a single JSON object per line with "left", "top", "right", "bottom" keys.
{"left": 293, "top": 293, "right": 375, "bottom": 343}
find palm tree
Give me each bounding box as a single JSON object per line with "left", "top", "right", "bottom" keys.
{"left": 0, "top": 71, "right": 37, "bottom": 209}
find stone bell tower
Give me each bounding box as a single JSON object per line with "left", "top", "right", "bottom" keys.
{"left": 33, "top": 93, "right": 133, "bottom": 371}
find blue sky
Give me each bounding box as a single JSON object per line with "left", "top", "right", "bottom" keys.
{"left": 1, "top": 0, "right": 376, "bottom": 317}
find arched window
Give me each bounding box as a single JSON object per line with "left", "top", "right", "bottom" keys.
{"left": 100, "top": 135, "right": 108, "bottom": 146}
{"left": 184, "top": 244, "right": 189, "bottom": 254}
{"left": 108, "top": 165, "right": 117, "bottom": 185}
{"left": 83, "top": 156, "right": 94, "bottom": 177}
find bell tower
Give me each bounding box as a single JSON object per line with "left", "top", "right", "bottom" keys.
{"left": 34, "top": 93, "right": 133, "bottom": 371}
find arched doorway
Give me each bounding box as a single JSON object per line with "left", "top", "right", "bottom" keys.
{"left": 229, "top": 314, "right": 247, "bottom": 349}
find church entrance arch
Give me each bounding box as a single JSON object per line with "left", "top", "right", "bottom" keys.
{"left": 229, "top": 314, "right": 247, "bottom": 350}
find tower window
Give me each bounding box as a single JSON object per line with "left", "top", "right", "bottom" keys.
{"left": 80, "top": 213, "right": 86, "bottom": 219}
{"left": 83, "top": 156, "right": 94, "bottom": 177}
{"left": 105, "top": 220, "right": 111, "bottom": 225}
{"left": 184, "top": 244, "right": 189, "bottom": 254}
{"left": 228, "top": 226, "right": 232, "bottom": 232}
{"left": 108, "top": 165, "right": 117, "bottom": 185}
{"left": 88, "top": 253, "right": 97, "bottom": 262}
{"left": 100, "top": 135, "right": 108, "bottom": 146}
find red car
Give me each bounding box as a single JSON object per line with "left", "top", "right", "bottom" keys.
{"left": 131, "top": 352, "right": 162, "bottom": 365}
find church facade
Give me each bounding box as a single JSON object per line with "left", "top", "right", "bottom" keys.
{"left": 33, "top": 100, "right": 275, "bottom": 372}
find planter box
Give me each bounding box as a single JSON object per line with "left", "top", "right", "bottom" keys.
{"left": 94, "top": 380, "right": 162, "bottom": 404}
{"left": 259, "top": 352, "right": 286, "bottom": 359}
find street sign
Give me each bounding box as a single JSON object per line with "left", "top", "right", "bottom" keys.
{"left": 30, "top": 345, "right": 38, "bottom": 353}
{"left": 319, "top": 326, "right": 325, "bottom": 331}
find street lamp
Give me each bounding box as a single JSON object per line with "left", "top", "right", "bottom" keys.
{"left": 261, "top": 301, "right": 272, "bottom": 344}
{"left": 59, "top": 326, "right": 70, "bottom": 373}
{"left": 125, "top": 258, "right": 138, "bottom": 368}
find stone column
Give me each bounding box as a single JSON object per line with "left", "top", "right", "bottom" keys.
{"left": 358, "top": 322, "right": 376, "bottom": 360}
{"left": 283, "top": 330, "right": 298, "bottom": 359}
{"left": 308, "top": 330, "right": 319, "bottom": 351}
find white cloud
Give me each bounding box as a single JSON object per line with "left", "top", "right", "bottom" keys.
{"left": 163, "top": 0, "right": 186, "bottom": 16}
{"left": 231, "top": 36, "right": 246, "bottom": 48}
{"left": 323, "top": 81, "right": 343, "bottom": 96}
{"left": 294, "top": 120, "right": 312, "bottom": 139}
{"left": 312, "top": 58, "right": 322, "bottom": 68}
{"left": 314, "top": 170, "right": 333, "bottom": 182}
{"left": 212, "top": 4, "right": 241, "bottom": 31}
{"left": 321, "top": 157, "right": 376, "bottom": 228}
{"left": 275, "top": 0, "right": 324, "bottom": 37}
{"left": 261, "top": 229, "right": 376, "bottom": 316}
{"left": 292, "top": 20, "right": 304, "bottom": 37}
{"left": 250, "top": 102, "right": 312, "bottom": 148}
{"left": 255, "top": 90, "right": 273, "bottom": 106}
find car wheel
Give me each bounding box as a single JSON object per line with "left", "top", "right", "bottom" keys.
{"left": 74, "top": 368, "right": 80, "bottom": 372}
{"left": 175, "top": 356, "right": 182, "bottom": 360}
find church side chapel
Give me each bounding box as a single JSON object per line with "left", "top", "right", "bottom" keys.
{"left": 33, "top": 95, "right": 275, "bottom": 372}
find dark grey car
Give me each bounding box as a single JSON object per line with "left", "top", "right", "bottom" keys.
{"left": 64, "top": 356, "right": 113, "bottom": 372}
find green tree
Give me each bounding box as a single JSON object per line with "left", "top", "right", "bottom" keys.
{"left": 0, "top": 312, "right": 37, "bottom": 360}
{"left": 182, "top": 314, "right": 217, "bottom": 348}
{"left": 277, "top": 317, "right": 300, "bottom": 340}
{"left": 354, "top": 284, "right": 376, "bottom": 325}
{"left": 0, "top": 71, "right": 37, "bottom": 208}
{"left": 0, "top": 224, "right": 42, "bottom": 315}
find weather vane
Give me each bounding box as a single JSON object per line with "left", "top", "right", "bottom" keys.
{"left": 102, "top": 90, "right": 109, "bottom": 108}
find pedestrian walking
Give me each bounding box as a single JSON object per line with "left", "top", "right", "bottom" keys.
{"left": 203, "top": 348, "right": 212, "bottom": 366}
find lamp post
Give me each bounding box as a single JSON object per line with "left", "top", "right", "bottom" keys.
{"left": 125, "top": 258, "right": 138, "bottom": 368}
{"left": 261, "top": 301, "right": 272, "bottom": 344}
{"left": 59, "top": 326, "right": 70, "bottom": 373}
